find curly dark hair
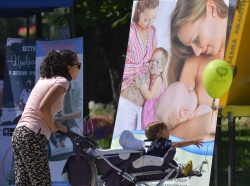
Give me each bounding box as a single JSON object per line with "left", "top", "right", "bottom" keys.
{"left": 60, "top": 49, "right": 78, "bottom": 69}
{"left": 145, "top": 121, "right": 167, "bottom": 140}
{"left": 40, "top": 49, "right": 77, "bottom": 81}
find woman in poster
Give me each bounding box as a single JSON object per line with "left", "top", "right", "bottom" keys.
{"left": 157, "top": 0, "right": 228, "bottom": 140}
{"left": 113, "top": 0, "right": 159, "bottom": 137}
{"left": 20, "top": 80, "right": 32, "bottom": 110}
{"left": 58, "top": 79, "right": 83, "bottom": 134}
{"left": 50, "top": 79, "right": 83, "bottom": 148}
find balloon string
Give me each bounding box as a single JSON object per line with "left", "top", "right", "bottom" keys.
{"left": 204, "top": 98, "right": 215, "bottom": 169}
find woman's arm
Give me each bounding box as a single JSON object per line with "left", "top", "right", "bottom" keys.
{"left": 138, "top": 76, "right": 163, "bottom": 101}
{"left": 179, "top": 56, "right": 198, "bottom": 89}
{"left": 73, "top": 80, "right": 83, "bottom": 119}
{"left": 39, "top": 85, "right": 67, "bottom": 132}
{"left": 57, "top": 110, "right": 81, "bottom": 123}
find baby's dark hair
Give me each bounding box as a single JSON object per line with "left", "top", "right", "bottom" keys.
{"left": 40, "top": 49, "right": 77, "bottom": 81}
{"left": 145, "top": 121, "right": 167, "bottom": 140}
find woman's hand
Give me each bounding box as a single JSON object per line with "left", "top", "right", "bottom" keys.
{"left": 39, "top": 85, "right": 67, "bottom": 133}
{"left": 134, "top": 77, "right": 140, "bottom": 88}
{"left": 54, "top": 124, "right": 67, "bottom": 134}
{"left": 134, "top": 74, "right": 149, "bottom": 89}
{"left": 129, "top": 78, "right": 139, "bottom": 95}
{"left": 56, "top": 114, "right": 68, "bottom": 123}
{"left": 130, "top": 78, "right": 138, "bottom": 89}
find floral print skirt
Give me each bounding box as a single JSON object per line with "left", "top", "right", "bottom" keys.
{"left": 11, "top": 126, "right": 52, "bottom": 186}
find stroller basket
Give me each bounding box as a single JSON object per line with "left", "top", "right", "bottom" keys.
{"left": 58, "top": 131, "right": 205, "bottom": 186}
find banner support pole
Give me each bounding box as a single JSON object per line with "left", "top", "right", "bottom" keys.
{"left": 214, "top": 116, "right": 222, "bottom": 186}
{"left": 228, "top": 112, "right": 235, "bottom": 186}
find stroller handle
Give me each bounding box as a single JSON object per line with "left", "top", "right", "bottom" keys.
{"left": 57, "top": 130, "right": 102, "bottom": 150}
{"left": 57, "top": 130, "right": 80, "bottom": 139}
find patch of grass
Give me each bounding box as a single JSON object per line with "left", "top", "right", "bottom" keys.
{"left": 210, "top": 117, "right": 250, "bottom": 186}
{"left": 210, "top": 169, "right": 250, "bottom": 186}
{"left": 221, "top": 129, "right": 250, "bottom": 171}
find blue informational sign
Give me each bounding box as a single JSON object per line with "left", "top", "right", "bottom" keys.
{"left": 0, "top": 38, "right": 39, "bottom": 186}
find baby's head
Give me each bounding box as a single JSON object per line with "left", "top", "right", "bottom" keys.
{"left": 156, "top": 82, "right": 197, "bottom": 130}
{"left": 148, "top": 47, "right": 168, "bottom": 75}
{"left": 145, "top": 121, "right": 169, "bottom": 141}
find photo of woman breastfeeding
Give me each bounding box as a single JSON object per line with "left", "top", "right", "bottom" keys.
{"left": 11, "top": 49, "right": 80, "bottom": 185}
{"left": 112, "top": 0, "right": 159, "bottom": 139}
{"left": 112, "top": 0, "right": 229, "bottom": 185}
{"left": 156, "top": 0, "right": 229, "bottom": 141}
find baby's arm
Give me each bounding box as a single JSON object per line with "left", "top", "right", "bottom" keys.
{"left": 172, "top": 138, "right": 203, "bottom": 148}
{"left": 179, "top": 56, "right": 198, "bottom": 89}
{"left": 137, "top": 75, "right": 163, "bottom": 101}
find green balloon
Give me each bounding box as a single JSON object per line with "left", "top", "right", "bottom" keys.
{"left": 202, "top": 60, "right": 233, "bottom": 98}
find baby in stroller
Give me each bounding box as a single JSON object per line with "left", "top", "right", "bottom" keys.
{"left": 61, "top": 121, "right": 207, "bottom": 186}
{"left": 145, "top": 121, "right": 203, "bottom": 174}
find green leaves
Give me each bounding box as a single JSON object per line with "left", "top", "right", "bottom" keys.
{"left": 52, "top": 14, "right": 71, "bottom": 26}
{"left": 73, "top": 0, "right": 133, "bottom": 30}
{"left": 51, "top": 0, "right": 133, "bottom": 30}
{"left": 112, "top": 12, "right": 131, "bottom": 28}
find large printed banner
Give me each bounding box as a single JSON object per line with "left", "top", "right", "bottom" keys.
{"left": 0, "top": 38, "right": 38, "bottom": 186}
{"left": 36, "top": 38, "right": 84, "bottom": 186}
{"left": 111, "top": 0, "right": 229, "bottom": 185}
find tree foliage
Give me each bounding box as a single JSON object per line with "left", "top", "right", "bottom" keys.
{"left": 68, "top": 0, "right": 134, "bottom": 136}
{"left": 0, "top": 17, "right": 25, "bottom": 48}
{"left": 71, "top": 0, "right": 133, "bottom": 106}
{"left": 74, "top": 0, "right": 133, "bottom": 30}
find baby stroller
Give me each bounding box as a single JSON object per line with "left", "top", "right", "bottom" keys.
{"left": 59, "top": 131, "right": 207, "bottom": 186}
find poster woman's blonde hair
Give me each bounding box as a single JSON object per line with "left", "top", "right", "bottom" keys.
{"left": 167, "top": 0, "right": 228, "bottom": 85}
{"left": 133, "top": 0, "right": 159, "bottom": 23}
